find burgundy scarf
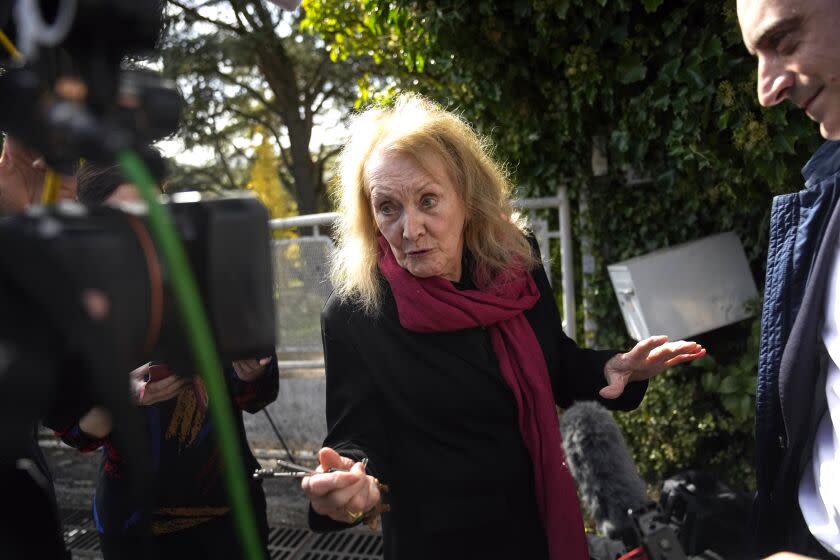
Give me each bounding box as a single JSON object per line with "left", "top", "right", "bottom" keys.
{"left": 377, "top": 237, "right": 587, "bottom": 560}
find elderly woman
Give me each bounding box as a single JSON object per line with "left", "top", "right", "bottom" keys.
{"left": 302, "top": 93, "right": 705, "bottom": 560}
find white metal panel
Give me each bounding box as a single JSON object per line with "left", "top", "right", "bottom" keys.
{"left": 607, "top": 232, "right": 758, "bottom": 341}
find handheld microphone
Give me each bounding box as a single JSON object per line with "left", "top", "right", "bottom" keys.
{"left": 559, "top": 400, "right": 650, "bottom": 542}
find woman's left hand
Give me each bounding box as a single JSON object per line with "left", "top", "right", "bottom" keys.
{"left": 599, "top": 335, "right": 705, "bottom": 399}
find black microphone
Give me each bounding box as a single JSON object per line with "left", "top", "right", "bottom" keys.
{"left": 559, "top": 400, "right": 650, "bottom": 543}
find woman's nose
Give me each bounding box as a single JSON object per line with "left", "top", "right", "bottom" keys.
{"left": 402, "top": 208, "right": 425, "bottom": 240}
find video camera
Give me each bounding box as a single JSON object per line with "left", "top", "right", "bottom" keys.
{"left": 620, "top": 470, "right": 751, "bottom": 560}
{"left": 0, "top": 1, "right": 277, "bottom": 555}
{"left": 559, "top": 402, "right": 752, "bottom": 560}
{"left": 0, "top": 0, "right": 180, "bottom": 172}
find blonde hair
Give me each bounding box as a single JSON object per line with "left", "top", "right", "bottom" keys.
{"left": 330, "top": 92, "right": 537, "bottom": 315}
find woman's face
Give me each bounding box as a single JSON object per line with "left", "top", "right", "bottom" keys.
{"left": 366, "top": 150, "right": 467, "bottom": 282}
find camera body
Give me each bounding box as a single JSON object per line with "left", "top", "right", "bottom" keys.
{"left": 1, "top": 193, "right": 277, "bottom": 376}
{"left": 0, "top": 1, "right": 282, "bottom": 554}
{"left": 0, "top": 0, "right": 180, "bottom": 172}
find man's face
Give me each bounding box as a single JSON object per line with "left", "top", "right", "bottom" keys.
{"left": 738, "top": 0, "right": 840, "bottom": 139}
{"left": 0, "top": 137, "right": 77, "bottom": 213}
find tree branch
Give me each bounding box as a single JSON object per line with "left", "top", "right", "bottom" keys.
{"left": 210, "top": 133, "right": 239, "bottom": 189}
{"left": 311, "top": 84, "right": 335, "bottom": 117}
{"left": 249, "top": 0, "right": 279, "bottom": 33}
{"left": 317, "top": 144, "right": 342, "bottom": 165}
{"left": 303, "top": 58, "right": 328, "bottom": 101}
{"left": 229, "top": 0, "right": 263, "bottom": 35}
{"left": 275, "top": 136, "right": 293, "bottom": 171}
{"left": 207, "top": 68, "right": 280, "bottom": 114}
{"left": 167, "top": 0, "right": 243, "bottom": 34}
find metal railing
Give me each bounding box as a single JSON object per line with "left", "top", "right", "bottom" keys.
{"left": 268, "top": 186, "right": 577, "bottom": 371}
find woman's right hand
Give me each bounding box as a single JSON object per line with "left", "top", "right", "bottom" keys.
{"left": 130, "top": 363, "right": 190, "bottom": 406}
{"left": 302, "top": 447, "right": 382, "bottom": 524}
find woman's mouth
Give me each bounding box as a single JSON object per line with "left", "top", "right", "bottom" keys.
{"left": 406, "top": 249, "right": 431, "bottom": 258}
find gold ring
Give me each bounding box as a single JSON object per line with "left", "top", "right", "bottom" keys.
{"left": 345, "top": 508, "right": 363, "bottom": 522}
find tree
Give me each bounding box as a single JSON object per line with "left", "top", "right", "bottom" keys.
{"left": 246, "top": 126, "right": 298, "bottom": 234}
{"left": 159, "top": 0, "right": 368, "bottom": 213}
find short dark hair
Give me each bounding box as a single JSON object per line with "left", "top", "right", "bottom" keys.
{"left": 75, "top": 162, "right": 126, "bottom": 205}
{"left": 76, "top": 149, "right": 167, "bottom": 205}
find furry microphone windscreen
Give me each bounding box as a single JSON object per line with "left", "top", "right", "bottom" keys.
{"left": 559, "top": 401, "right": 650, "bottom": 541}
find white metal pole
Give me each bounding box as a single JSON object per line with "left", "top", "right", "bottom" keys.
{"left": 558, "top": 185, "right": 577, "bottom": 341}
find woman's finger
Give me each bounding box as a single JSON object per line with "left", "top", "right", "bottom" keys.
{"left": 307, "top": 477, "right": 367, "bottom": 515}
{"left": 322, "top": 472, "right": 369, "bottom": 510}
{"left": 662, "top": 341, "right": 703, "bottom": 355}
{"left": 599, "top": 377, "right": 626, "bottom": 400}
{"left": 629, "top": 335, "right": 669, "bottom": 357}
{"left": 345, "top": 476, "right": 371, "bottom": 514}
{"left": 318, "top": 447, "right": 356, "bottom": 471}
{"left": 645, "top": 341, "right": 702, "bottom": 365}
{"left": 303, "top": 470, "right": 364, "bottom": 498}
{"left": 663, "top": 349, "right": 707, "bottom": 367}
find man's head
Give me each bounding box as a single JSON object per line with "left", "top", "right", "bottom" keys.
{"left": 737, "top": 0, "right": 840, "bottom": 139}
{"left": 76, "top": 162, "right": 137, "bottom": 206}
{"left": 76, "top": 153, "right": 165, "bottom": 206}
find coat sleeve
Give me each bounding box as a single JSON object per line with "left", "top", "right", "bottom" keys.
{"left": 226, "top": 355, "right": 280, "bottom": 413}
{"left": 308, "top": 296, "right": 391, "bottom": 532}
{"left": 53, "top": 423, "right": 107, "bottom": 452}
{"left": 527, "top": 238, "right": 647, "bottom": 411}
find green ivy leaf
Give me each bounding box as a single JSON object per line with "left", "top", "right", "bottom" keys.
{"left": 659, "top": 58, "right": 681, "bottom": 83}
{"left": 773, "top": 133, "right": 795, "bottom": 154}
{"left": 737, "top": 395, "right": 752, "bottom": 422}
{"left": 701, "top": 371, "right": 718, "bottom": 392}
{"left": 686, "top": 67, "right": 705, "bottom": 88}
{"left": 617, "top": 54, "right": 647, "bottom": 84}
{"left": 719, "top": 375, "right": 740, "bottom": 394}
{"left": 701, "top": 35, "right": 723, "bottom": 59}
{"left": 554, "top": 0, "right": 570, "bottom": 19}
{"left": 642, "top": 0, "right": 665, "bottom": 12}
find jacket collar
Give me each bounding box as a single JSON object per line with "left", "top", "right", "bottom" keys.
{"left": 803, "top": 140, "right": 840, "bottom": 189}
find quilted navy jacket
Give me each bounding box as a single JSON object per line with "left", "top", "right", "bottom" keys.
{"left": 755, "top": 140, "right": 840, "bottom": 556}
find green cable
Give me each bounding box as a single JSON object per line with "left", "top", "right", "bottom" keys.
{"left": 118, "top": 150, "right": 263, "bottom": 560}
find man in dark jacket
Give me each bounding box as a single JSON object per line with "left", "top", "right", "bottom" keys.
{"left": 0, "top": 134, "right": 77, "bottom": 559}
{"left": 737, "top": 0, "right": 840, "bottom": 558}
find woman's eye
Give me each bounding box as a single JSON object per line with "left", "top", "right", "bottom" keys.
{"left": 421, "top": 196, "right": 437, "bottom": 208}
{"left": 379, "top": 203, "right": 395, "bottom": 216}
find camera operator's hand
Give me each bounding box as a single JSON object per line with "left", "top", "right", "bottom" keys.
{"left": 78, "top": 406, "right": 113, "bottom": 439}
{"left": 232, "top": 357, "right": 272, "bottom": 382}
{"left": 0, "top": 135, "right": 76, "bottom": 212}
{"left": 131, "top": 363, "right": 190, "bottom": 406}
{"left": 600, "top": 336, "right": 706, "bottom": 399}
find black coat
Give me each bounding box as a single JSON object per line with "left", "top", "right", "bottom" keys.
{"left": 309, "top": 258, "right": 648, "bottom": 560}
